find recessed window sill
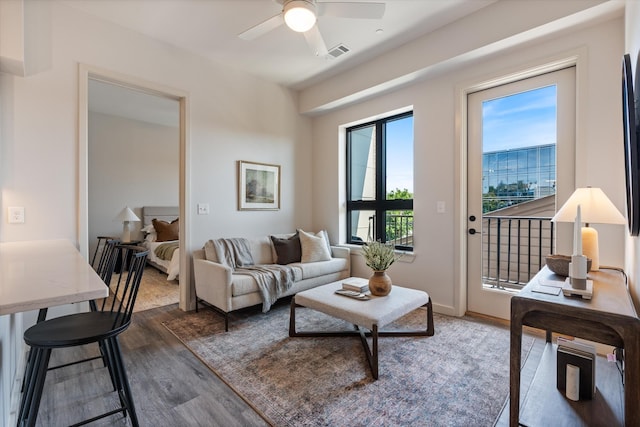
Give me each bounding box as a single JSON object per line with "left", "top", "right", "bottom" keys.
{"left": 338, "top": 244, "right": 416, "bottom": 263}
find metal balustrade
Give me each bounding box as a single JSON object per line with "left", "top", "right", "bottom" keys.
{"left": 482, "top": 215, "right": 555, "bottom": 290}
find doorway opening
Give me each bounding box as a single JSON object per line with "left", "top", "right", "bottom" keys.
{"left": 78, "top": 64, "right": 191, "bottom": 311}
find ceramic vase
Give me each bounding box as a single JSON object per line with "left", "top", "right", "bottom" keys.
{"left": 369, "top": 270, "right": 392, "bottom": 296}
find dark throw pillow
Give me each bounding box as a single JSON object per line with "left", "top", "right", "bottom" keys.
{"left": 270, "top": 232, "right": 301, "bottom": 265}
{"left": 153, "top": 218, "right": 179, "bottom": 242}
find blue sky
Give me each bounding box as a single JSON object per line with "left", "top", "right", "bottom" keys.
{"left": 482, "top": 85, "right": 557, "bottom": 153}
{"left": 383, "top": 85, "right": 556, "bottom": 194}
{"left": 386, "top": 115, "right": 414, "bottom": 193}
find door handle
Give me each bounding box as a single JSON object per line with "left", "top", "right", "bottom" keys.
{"left": 469, "top": 228, "right": 477, "bottom": 235}
{"left": 469, "top": 215, "right": 476, "bottom": 222}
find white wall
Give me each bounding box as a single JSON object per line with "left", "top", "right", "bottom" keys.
{"left": 625, "top": 0, "right": 640, "bottom": 308}
{"left": 310, "top": 17, "right": 625, "bottom": 315}
{"left": 0, "top": 3, "right": 311, "bottom": 425}
{"left": 88, "top": 111, "right": 179, "bottom": 251}
{"left": 0, "top": 2, "right": 312, "bottom": 247}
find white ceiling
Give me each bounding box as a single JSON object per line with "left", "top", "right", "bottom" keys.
{"left": 64, "top": 0, "right": 497, "bottom": 90}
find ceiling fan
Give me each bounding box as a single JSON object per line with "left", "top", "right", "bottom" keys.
{"left": 238, "top": 0, "right": 385, "bottom": 57}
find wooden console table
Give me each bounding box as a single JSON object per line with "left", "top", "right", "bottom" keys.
{"left": 510, "top": 266, "right": 639, "bottom": 426}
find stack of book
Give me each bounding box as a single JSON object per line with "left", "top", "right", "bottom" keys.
{"left": 556, "top": 337, "right": 596, "bottom": 400}
{"left": 342, "top": 278, "right": 369, "bottom": 293}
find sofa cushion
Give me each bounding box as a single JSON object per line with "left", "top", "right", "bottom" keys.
{"left": 250, "top": 237, "right": 275, "bottom": 264}
{"left": 270, "top": 232, "right": 301, "bottom": 264}
{"left": 298, "top": 229, "right": 331, "bottom": 263}
{"left": 290, "top": 258, "right": 348, "bottom": 280}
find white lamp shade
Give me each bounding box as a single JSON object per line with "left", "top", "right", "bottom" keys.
{"left": 115, "top": 206, "right": 140, "bottom": 223}
{"left": 551, "top": 188, "right": 625, "bottom": 225}
{"left": 284, "top": 0, "right": 316, "bottom": 32}
{"left": 552, "top": 188, "right": 624, "bottom": 271}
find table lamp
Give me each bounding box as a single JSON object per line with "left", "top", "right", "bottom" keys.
{"left": 115, "top": 206, "right": 140, "bottom": 243}
{"left": 551, "top": 187, "right": 626, "bottom": 271}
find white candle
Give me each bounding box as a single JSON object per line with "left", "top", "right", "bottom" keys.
{"left": 575, "top": 204, "right": 582, "bottom": 256}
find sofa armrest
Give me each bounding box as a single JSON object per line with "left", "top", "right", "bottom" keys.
{"left": 330, "top": 246, "right": 350, "bottom": 259}
{"left": 330, "top": 246, "right": 351, "bottom": 276}
{"left": 193, "top": 257, "right": 234, "bottom": 312}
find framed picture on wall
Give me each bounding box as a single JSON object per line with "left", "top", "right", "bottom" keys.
{"left": 238, "top": 160, "right": 281, "bottom": 210}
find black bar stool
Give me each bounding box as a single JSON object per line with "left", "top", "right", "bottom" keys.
{"left": 18, "top": 245, "right": 148, "bottom": 427}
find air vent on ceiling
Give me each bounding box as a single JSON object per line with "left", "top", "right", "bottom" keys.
{"left": 328, "top": 44, "right": 350, "bottom": 59}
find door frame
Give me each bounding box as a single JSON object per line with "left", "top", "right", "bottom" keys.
{"left": 78, "top": 63, "right": 192, "bottom": 311}
{"left": 453, "top": 49, "right": 588, "bottom": 317}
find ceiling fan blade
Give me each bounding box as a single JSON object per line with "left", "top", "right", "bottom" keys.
{"left": 317, "top": 2, "right": 385, "bottom": 19}
{"left": 303, "top": 25, "right": 329, "bottom": 57}
{"left": 238, "top": 13, "right": 284, "bottom": 40}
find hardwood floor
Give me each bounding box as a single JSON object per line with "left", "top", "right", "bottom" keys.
{"left": 35, "top": 304, "right": 270, "bottom": 427}
{"left": 32, "top": 299, "right": 544, "bottom": 427}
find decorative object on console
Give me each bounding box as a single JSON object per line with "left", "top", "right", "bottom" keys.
{"left": 544, "top": 254, "right": 591, "bottom": 277}
{"left": 115, "top": 206, "right": 140, "bottom": 243}
{"left": 361, "top": 240, "right": 399, "bottom": 296}
{"left": 238, "top": 160, "right": 280, "bottom": 210}
{"left": 551, "top": 187, "right": 625, "bottom": 271}
{"left": 568, "top": 205, "right": 588, "bottom": 290}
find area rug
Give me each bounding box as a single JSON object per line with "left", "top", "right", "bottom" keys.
{"left": 133, "top": 266, "right": 179, "bottom": 312}
{"left": 163, "top": 301, "right": 534, "bottom": 427}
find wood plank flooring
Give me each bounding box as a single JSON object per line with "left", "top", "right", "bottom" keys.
{"left": 32, "top": 301, "right": 544, "bottom": 427}
{"left": 34, "top": 304, "right": 270, "bottom": 427}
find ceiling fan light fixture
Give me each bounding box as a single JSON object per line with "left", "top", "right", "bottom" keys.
{"left": 284, "top": 0, "right": 317, "bottom": 33}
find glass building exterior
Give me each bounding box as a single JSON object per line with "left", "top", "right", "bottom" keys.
{"left": 482, "top": 144, "right": 556, "bottom": 213}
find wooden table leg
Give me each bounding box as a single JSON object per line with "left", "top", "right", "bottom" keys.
{"left": 509, "top": 302, "right": 524, "bottom": 427}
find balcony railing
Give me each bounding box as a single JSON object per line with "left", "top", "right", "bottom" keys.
{"left": 482, "top": 215, "right": 555, "bottom": 291}
{"left": 366, "top": 214, "right": 414, "bottom": 248}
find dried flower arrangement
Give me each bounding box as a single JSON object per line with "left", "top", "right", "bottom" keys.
{"left": 361, "top": 240, "right": 399, "bottom": 271}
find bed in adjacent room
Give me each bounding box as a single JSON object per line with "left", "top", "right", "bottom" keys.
{"left": 141, "top": 206, "right": 180, "bottom": 281}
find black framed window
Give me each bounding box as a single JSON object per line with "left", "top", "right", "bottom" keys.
{"left": 346, "top": 111, "right": 414, "bottom": 250}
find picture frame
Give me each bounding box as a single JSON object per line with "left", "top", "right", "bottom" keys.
{"left": 238, "top": 160, "right": 281, "bottom": 210}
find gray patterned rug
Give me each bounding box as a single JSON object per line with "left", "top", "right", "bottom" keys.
{"left": 163, "top": 299, "right": 534, "bottom": 427}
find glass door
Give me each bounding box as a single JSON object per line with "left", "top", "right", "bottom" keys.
{"left": 466, "top": 67, "right": 575, "bottom": 319}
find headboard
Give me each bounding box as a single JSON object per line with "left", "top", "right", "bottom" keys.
{"left": 142, "top": 206, "right": 179, "bottom": 227}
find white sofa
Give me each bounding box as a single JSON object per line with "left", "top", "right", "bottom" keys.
{"left": 193, "top": 234, "right": 350, "bottom": 330}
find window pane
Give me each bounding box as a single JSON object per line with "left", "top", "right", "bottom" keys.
{"left": 350, "top": 210, "right": 376, "bottom": 242}
{"left": 386, "top": 210, "right": 413, "bottom": 247}
{"left": 349, "top": 125, "right": 376, "bottom": 201}
{"left": 386, "top": 115, "right": 413, "bottom": 200}
{"left": 481, "top": 85, "right": 557, "bottom": 213}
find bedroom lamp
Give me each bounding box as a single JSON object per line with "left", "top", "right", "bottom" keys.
{"left": 551, "top": 187, "right": 626, "bottom": 271}
{"left": 115, "top": 206, "right": 140, "bottom": 243}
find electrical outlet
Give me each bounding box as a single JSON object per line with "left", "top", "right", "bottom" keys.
{"left": 197, "top": 203, "right": 210, "bottom": 215}
{"left": 436, "top": 201, "right": 446, "bottom": 213}
{"left": 8, "top": 207, "right": 25, "bottom": 224}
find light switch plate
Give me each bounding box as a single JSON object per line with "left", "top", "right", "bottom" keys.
{"left": 197, "top": 203, "right": 210, "bottom": 215}
{"left": 8, "top": 206, "right": 25, "bottom": 223}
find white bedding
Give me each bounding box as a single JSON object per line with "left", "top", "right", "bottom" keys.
{"left": 145, "top": 240, "right": 180, "bottom": 281}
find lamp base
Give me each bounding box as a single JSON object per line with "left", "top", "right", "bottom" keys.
{"left": 122, "top": 222, "right": 131, "bottom": 243}
{"left": 581, "top": 226, "right": 599, "bottom": 271}
{"left": 562, "top": 278, "right": 593, "bottom": 300}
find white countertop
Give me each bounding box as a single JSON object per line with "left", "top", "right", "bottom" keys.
{"left": 0, "top": 239, "right": 108, "bottom": 315}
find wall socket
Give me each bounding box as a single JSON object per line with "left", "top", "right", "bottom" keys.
{"left": 8, "top": 207, "right": 25, "bottom": 223}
